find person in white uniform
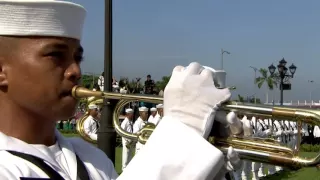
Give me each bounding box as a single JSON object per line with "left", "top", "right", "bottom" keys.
{"left": 265, "top": 118, "right": 277, "bottom": 176}
{"left": 273, "top": 120, "right": 284, "bottom": 172}
{"left": 252, "top": 117, "right": 272, "bottom": 179}
{"left": 133, "top": 106, "right": 149, "bottom": 154}
{"left": 98, "top": 72, "right": 104, "bottom": 91}
{"left": 234, "top": 115, "right": 254, "bottom": 180}
{"left": 290, "top": 121, "right": 298, "bottom": 149}
{"left": 83, "top": 104, "right": 100, "bottom": 141}
{"left": 154, "top": 103, "right": 163, "bottom": 125}
{"left": 314, "top": 125, "right": 320, "bottom": 144}
{"left": 120, "top": 108, "right": 135, "bottom": 170}
{"left": 0, "top": 0, "right": 245, "bottom": 179}
{"left": 148, "top": 107, "right": 158, "bottom": 125}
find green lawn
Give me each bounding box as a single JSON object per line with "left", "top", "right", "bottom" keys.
{"left": 261, "top": 152, "right": 320, "bottom": 180}
{"left": 63, "top": 133, "right": 320, "bottom": 179}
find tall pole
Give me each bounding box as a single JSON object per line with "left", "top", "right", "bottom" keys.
{"left": 220, "top": 48, "right": 230, "bottom": 70}
{"left": 249, "top": 66, "right": 258, "bottom": 104}
{"left": 308, "top": 80, "right": 314, "bottom": 108}
{"left": 221, "top": 49, "right": 224, "bottom": 70}
{"left": 98, "top": 0, "right": 116, "bottom": 164}
{"left": 280, "top": 77, "right": 284, "bottom": 106}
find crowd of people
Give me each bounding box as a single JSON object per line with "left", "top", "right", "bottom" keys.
{"left": 80, "top": 101, "right": 164, "bottom": 171}
{"left": 230, "top": 116, "right": 319, "bottom": 180}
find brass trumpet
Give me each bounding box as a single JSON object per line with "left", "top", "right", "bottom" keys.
{"left": 72, "top": 86, "right": 320, "bottom": 169}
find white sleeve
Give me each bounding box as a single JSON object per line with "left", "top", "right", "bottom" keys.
{"left": 118, "top": 116, "right": 225, "bottom": 180}
{"left": 120, "top": 120, "right": 126, "bottom": 130}
{"left": 133, "top": 121, "right": 139, "bottom": 133}
{"left": 83, "top": 119, "right": 91, "bottom": 135}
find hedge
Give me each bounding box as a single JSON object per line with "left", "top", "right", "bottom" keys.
{"left": 300, "top": 144, "right": 320, "bottom": 152}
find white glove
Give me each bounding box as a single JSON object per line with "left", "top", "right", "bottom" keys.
{"left": 214, "top": 111, "right": 243, "bottom": 136}
{"left": 241, "top": 116, "right": 254, "bottom": 137}
{"left": 213, "top": 147, "right": 242, "bottom": 180}
{"left": 164, "top": 62, "right": 231, "bottom": 138}
{"left": 293, "top": 129, "right": 298, "bottom": 134}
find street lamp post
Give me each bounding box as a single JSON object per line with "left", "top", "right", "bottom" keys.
{"left": 221, "top": 48, "right": 230, "bottom": 70}
{"left": 98, "top": 0, "right": 117, "bottom": 164}
{"left": 249, "top": 66, "right": 258, "bottom": 104}
{"left": 268, "top": 58, "right": 297, "bottom": 106}
{"left": 308, "top": 80, "right": 314, "bottom": 107}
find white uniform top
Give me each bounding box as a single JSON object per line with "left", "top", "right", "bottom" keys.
{"left": 302, "top": 123, "right": 309, "bottom": 136}
{"left": 314, "top": 126, "right": 320, "bottom": 138}
{"left": 290, "top": 121, "right": 298, "bottom": 135}
{"left": 98, "top": 76, "right": 104, "bottom": 91}
{"left": 284, "top": 120, "right": 293, "bottom": 135}
{"left": 253, "top": 119, "right": 269, "bottom": 138}
{"left": 148, "top": 114, "right": 161, "bottom": 126}
{"left": 83, "top": 115, "right": 99, "bottom": 141}
{"left": 0, "top": 117, "right": 227, "bottom": 180}
{"left": 133, "top": 117, "right": 147, "bottom": 151}
{"left": 121, "top": 117, "right": 133, "bottom": 145}
{"left": 273, "top": 120, "right": 284, "bottom": 141}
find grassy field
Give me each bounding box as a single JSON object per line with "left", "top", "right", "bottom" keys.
{"left": 261, "top": 152, "right": 320, "bottom": 180}
{"left": 63, "top": 133, "right": 320, "bottom": 179}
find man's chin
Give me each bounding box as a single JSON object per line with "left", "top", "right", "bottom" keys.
{"left": 57, "top": 105, "right": 78, "bottom": 120}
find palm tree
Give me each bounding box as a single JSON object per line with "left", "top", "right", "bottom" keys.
{"left": 255, "top": 68, "right": 279, "bottom": 90}
{"left": 255, "top": 68, "right": 279, "bottom": 103}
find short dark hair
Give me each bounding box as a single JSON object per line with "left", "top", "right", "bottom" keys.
{"left": 147, "top": 74, "right": 151, "bottom": 78}
{"left": 101, "top": 72, "right": 104, "bottom": 76}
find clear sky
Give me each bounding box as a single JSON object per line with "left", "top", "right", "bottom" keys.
{"left": 71, "top": 0, "right": 320, "bottom": 102}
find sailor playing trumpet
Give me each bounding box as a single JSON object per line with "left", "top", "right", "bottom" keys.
{"left": 133, "top": 106, "right": 149, "bottom": 154}
{"left": 121, "top": 108, "right": 135, "bottom": 170}
{"left": 148, "top": 107, "right": 158, "bottom": 125}
{"left": 83, "top": 104, "right": 100, "bottom": 141}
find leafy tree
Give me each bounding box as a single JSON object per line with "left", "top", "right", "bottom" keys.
{"left": 155, "top": 76, "right": 171, "bottom": 91}
{"left": 80, "top": 75, "right": 98, "bottom": 89}
{"left": 237, "top": 94, "right": 245, "bottom": 102}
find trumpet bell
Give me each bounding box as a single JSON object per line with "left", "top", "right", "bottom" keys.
{"left": 72, "top": 86, "right": 320, "bottom": 169}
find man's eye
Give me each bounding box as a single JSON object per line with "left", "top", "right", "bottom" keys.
{"left": 46, "top": 51, "right": 65, "bottom": 59}
{"left": 74, "top": 54, "right": 84, "bottom": 63}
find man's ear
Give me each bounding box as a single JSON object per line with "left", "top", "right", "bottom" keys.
{"left": 0, "top": 57, "right": 8, "bottom": 86}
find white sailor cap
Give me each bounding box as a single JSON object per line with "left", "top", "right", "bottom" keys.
{"left": 139, "top": 106, "right": 148, "bottom": 112}
{"left": 88, "top": 104, "right": 98, "bottom": 110}
{"left": 0, "top": 0, "right": 86, "bottom": 40}
{"left": 150, "top": 107, "right": 157, "bottom": 112}
{"left": 125, "top": 108, "right": 133, "bottom": 113}
{"left": 156, "top": 104, "right": 163, "bottom": 108}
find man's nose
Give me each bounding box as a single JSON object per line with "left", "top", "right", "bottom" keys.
{"left": 65, "top": 63, "right": 81, "bottom": 83}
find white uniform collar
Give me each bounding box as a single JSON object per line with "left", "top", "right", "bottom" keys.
{"left": 0, "top": 129, "right": 78, "bottom": 180}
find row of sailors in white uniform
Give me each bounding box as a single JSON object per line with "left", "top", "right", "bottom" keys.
{"left": 120, "top": 104, "right": 164, "bottom": 170}
{"left": 233, "top": 116, "right": 315, "bottom": 180}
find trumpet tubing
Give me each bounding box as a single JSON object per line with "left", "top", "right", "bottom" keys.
{"left": 72, "top": 86, "right": 320, "bottom": 169}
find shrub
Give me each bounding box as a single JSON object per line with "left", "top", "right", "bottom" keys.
{"left": 300, "top": 144, "right": 320, "bottom": 152}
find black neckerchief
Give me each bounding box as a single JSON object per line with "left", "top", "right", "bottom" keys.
{"left": 7, "top": 151, "right": 89, "bottom": 180}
